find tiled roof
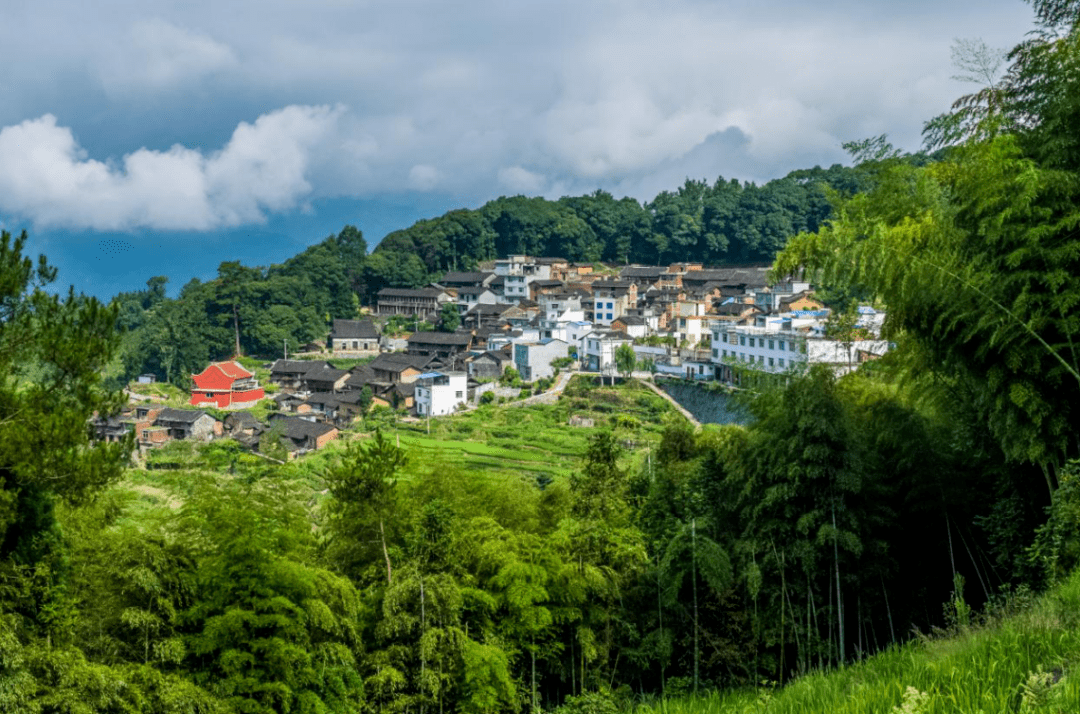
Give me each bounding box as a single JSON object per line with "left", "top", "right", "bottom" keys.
{"left": 213, "top": 361, "right": 252, "bottom": 379}
{"left": 331, "top": 319, "right": 379, "bottom": 340}
{"left": 407, "top": 331, "right": 472, "bottom": 345}
{"left": 156, "top": 408, "right": 210, "bottom": 424}
{"left": 378, "top": 287, "right": 446, "bottom": 298}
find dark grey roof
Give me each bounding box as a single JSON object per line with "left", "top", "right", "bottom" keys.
{"left": 441, "top": 271, "right": 489, "bottom": 284}
{"left": 304, "top": 392, "right": 341, "bottom": 407}
{"left": 271, "top": 359, "right": 333, "bottom": 375}
{"left": 407, "top": 331, "right": 472, "bottom": 346}
{"left": 303, "top": 368, "right": 349, "bottom": 383}
{"left": 531, "top": 279, "right": 564, "bottom": 287}
{"left": 477, "top": 350, "right": 512, "bottom": 363}
{"left": 614, "top": 315, "right": 645, "bottom": 325}
{"left": 681, "top": 267, "right": 770, "bottom": 286}
{"left": 457, "top": 286, "right": 491, "bottom": 296}
{"left": 621, "top": 266, "right": 667, "bottom": 278}
{"left": 370, "top": 353, "right": 433, "bottom": 372}
{"left": 156, "top": 408, "right": 210, "bottom": 424}
{"left": 274, "top": 416, "right": 337, "bottom": 440}
{"left": 378, "top": 287, "right": 446, "bottom": 298}
{"left": 345, "top": 365, "right": 377, "bottom": 388}
{"left": 332, "top": 319, "right": 379, "bottom": 340}
{"left": 591, "top": 280, "right": 635, "bottom": 290}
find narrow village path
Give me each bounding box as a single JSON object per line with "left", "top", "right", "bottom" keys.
{"left": 637, "top": 378, "right": 702, "bottom": 429}
{"left": 507, "top": 369, "right": 575, "bottom": 407}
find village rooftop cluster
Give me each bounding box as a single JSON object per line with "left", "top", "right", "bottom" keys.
{"left": 102, "top": 255, "right": 889, "bottom": 459}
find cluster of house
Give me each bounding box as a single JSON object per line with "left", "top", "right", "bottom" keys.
{"left": 373, "top": 255, "right": 891, "bottom": 384}
{"left": 98, "top": 256, "right": 891, "bottom": 460}
{"left": 96, "top": 377, "right": 340, "bottom": 460}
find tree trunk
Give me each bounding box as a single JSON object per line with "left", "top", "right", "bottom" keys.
{"left": 692, "top": 518, "right": 699, "bottom": 694}
{"left": 232, "top": 303, "right": 242, "bottom": 357}
{"left": 380, "top": 518, "right": 393, "bottom": 585}
{"left": 833, "top": 504, "right": 844, "bottom": 664}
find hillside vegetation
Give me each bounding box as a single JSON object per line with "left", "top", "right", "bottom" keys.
{"left": 634, "top": 571, "right": 1080, "bottom": 713}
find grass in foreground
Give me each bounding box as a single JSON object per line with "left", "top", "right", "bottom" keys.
{"left": 634, "top": 573, "right": 1080, "bottom": 714}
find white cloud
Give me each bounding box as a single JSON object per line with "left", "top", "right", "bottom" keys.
{"left": 497, "top": 166, "right": 546, "bottom": 194}
{"left": 408, "top": 164, "right": 440, "bottom": 190}
{"left": 0, "top": 105, "right": 342, "bottom": 231}
{"left": 99, "top": 19, "right": 237, "bottom": 92}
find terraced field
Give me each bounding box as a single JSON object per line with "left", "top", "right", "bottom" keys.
{"left": 391, "top": 376, "right": 678, "bottom": 482}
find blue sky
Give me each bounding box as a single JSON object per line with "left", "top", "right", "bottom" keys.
{"left": 0, "top": 0, "right": 1036, "bottom": 300}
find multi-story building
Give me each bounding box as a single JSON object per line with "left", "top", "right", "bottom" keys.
{"left": 710, "top": 315, "right": 891, "bottom": 383}
{"left": 376, "top": 287, "right": 453, "bottom": 319}
{"left": 414, "top": 372, "right": 468, "bottom": 416}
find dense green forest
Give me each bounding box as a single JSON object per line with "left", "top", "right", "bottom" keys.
{"left": 4, "top": 0, "right": 1080, "bottom": 711}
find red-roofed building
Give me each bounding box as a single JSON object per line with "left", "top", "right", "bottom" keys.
{"left": 190, "top": 361, "right": 265, "bottom": 408}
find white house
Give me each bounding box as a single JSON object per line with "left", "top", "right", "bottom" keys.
{"left": 414, "top": 372, "right": 468, "bottom": 417}
{"left": 513, "top": 338, "right": 569, "bottom": 381}
{"left": 584, "top": 330, "right": 635, "bottom": 374}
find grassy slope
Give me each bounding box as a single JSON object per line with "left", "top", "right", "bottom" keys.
{"left": 636, "top": 573, "right": 1080, "bottom": 714}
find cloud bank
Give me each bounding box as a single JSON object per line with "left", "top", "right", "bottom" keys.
{"left": 0, "top": 1, "right": 1037, "bottom": 232}
{"left": 0, "top": 105, "right": 342, "bottom": 230}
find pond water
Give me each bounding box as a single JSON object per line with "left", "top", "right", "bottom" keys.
{"left": 659, "top": 381, "right": 749, "bottom": 425}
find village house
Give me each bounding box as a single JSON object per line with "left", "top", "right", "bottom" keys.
{"left": 414, "top": 371, "right": 468, "bottom": 417}
{"left": 329, "top": 319, "right": 380, "bottom": 355}
{"left": 189, "top": 361, "right": 265, "bottom": 409}
{"left": 455, "top": 286, "right": 499, "bottom": 314}
{"left": 406, "top": 331, "right": 473, "bottom": 359}
{"left": 300, "top": 363, "right": 350, "bottom": 393}
{"left": 266, "top": 415, "right": 339, "bottom": 457}
{"left": 269, "top": 360, "right": 329, "bottom": 392}
{"left": 513, "top": 338, "right": 569, "bottom": 381}
{"left": 583, "top": 330, "right": 634, "bottom": 375}
{"left": 369, "top": 352, "right": 435, "bottom": 383}
{"left": 610, "top": 315, "right": 648, "bottom": 339}
{"left": 376, "top": 287, "right": 452, "bottom": 319}
{"left": 466, "top": 350, "right": 513, "bottom": 380}
{"left": 155, "top": 408, "right": 221, "bottom": 441}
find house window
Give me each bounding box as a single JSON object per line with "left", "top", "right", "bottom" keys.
{"left": 758, "top": 355, "right": 764, "bottom": 364}
{"left": 768, "top": 340, "right": 774, "bottom": 350}
{"left": 779, "top": 358, "right": 785, "bottom": 367}
{"left": 142, "top": 430, "right": 149, "bottom": 440}
{"left": 722, "top": 349, "right": 727, "bottom": 357}
{"left": 749, "top": 338, "right": 755, "bottom": 348}
{"left": 740, "top": 336, "right": 746, "bottom": 346}
{"left": 713, "top": 349, "right": 718, "bottom": 358}
{"left": 455, "top": 391, "right": 463, "bottom": 398}
{"left": 768, "top": 357, "right": 774, "bottom": 367}
{"left": 779, "top": 340, "right": 786, "bottom": 350}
